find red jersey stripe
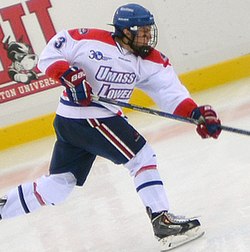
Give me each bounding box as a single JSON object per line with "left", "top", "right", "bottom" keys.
{"left": 144, "top": 49, "right": 171, "bottom": 67}
{"left": 68, "top": 28, "right": 116, "bottom": 46}
{"left": 173, "top": 98, "right": 198, "bottom": 117}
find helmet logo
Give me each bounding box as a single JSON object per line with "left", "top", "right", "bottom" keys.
{"left": 120, "top": 7, "right": 134, "bottom": 12}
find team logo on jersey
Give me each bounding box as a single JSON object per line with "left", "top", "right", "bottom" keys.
{"left": 89, "top": 50, "right": 112, "bottom": 61}
{"left": 79, "top": 28, "right": 88, "bottom": 35}
{"left": 95, "top": 66, "right": 136, "bottom": 84}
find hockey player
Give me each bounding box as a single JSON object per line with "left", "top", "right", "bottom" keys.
{"left": 0, "top": 3, "right": 221, "bottom": 251}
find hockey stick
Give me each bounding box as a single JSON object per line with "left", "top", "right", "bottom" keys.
{"left": 92, "top": 95, "right": 250, "bottom": 136}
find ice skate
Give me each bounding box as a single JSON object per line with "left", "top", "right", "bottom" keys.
{"left": 147, "top": 207, "right": 204, "bottom": 251}
{"left": 0, "top": 197, "right": 7, "bottom": 220}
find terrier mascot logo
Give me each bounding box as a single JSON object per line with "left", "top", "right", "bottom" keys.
{"left": 3, "top": 36, "right": 38, "bottom": 84}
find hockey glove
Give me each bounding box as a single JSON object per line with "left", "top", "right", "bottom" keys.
{"left": 191, "top": 105, "right": 221, "bottom": 139}
{"left": 60, "top": 67, "right": 92, "bottom": 106}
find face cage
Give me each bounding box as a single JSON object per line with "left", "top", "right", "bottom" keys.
{"left": 129, "top": 24, "right": 158, "bottom": 58}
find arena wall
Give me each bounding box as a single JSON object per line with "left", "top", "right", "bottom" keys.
{"left": 0, "top": 0, "right": 249, "bottom": 150}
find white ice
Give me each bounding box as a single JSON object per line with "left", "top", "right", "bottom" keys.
{"left": 0, "top": 78, "right": 250, "bottom": 252}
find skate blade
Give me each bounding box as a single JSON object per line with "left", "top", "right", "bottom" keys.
{"left": 159, "top": 227, "right": 205, "bottom": 251}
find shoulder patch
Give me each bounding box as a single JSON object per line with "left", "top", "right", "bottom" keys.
{"left": 78, "top": 28, "right": 89, "bottom": 35}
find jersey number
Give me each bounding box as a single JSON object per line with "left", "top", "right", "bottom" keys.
{"left": 54, "top": 37, "right": 66, "bottom": 49}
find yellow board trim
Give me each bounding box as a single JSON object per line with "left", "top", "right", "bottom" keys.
{"left": 0, "top": 114, "right": 56, "bottom": 151}
{"left": 180, "top": 54, "right": 250, "bottom": 92}
{"left": 1, "top": 54, "right": 250, "bottom": 150}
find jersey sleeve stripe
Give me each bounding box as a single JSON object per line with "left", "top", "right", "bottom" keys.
{"left": 45, "top": 60, "right": 70, "bottom": 81}
{"left": 173, "top": 98, "right": 198, "bottom": 117}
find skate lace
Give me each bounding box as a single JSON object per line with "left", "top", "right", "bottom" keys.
{"left": 164, "top": 212, "right": 191, "bottom": 224}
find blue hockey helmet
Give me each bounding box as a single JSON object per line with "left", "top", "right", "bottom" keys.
{"left": 112, "top": 4, "right": 158, "bottom": 58}
{"left": 113, "top": 3, "right": 155, "bottom": 35}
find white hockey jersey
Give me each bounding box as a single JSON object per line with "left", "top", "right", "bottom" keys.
{"left": 38, "top": 28, "right": 196, "bottom": 119}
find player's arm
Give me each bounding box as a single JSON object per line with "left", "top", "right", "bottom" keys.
{"left": 38, "top": 30, "right": 92, "bottom": 106}
{"left": 44, "top": 62, "right": 92, "bottom": 106}
{"left": 137, "top": 60, "right": 221, "bottom": 139}
{"left": 174, "top": 98, "right": 221, "bottom": 139}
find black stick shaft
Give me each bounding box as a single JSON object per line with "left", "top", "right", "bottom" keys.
{"left": 92, "top": 95, "right": 250, "bottom": 136}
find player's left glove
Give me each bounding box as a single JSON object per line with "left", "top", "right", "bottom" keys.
{"left": 191, "top": 105, "right": 221, "bottom": 139}
{"left": 60, "top": 67, "right": 92, "bottom": 106}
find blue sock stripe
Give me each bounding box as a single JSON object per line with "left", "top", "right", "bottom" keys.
{"left": 18, "top": 185, "right": 30, "bottom": 214}
{"left": 136, "top": 180, "right": 163, "bottom": 192}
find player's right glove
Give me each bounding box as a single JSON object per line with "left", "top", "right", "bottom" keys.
{"left": 60, "top": 67, "right": 92, "bottom": 106}
{"left": 191, "top": 105, "right": 221, "bottom": 139}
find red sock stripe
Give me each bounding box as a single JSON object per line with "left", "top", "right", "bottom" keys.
{"left": 87, "top": 119, "right": 135, "bottom": 160}
{"left": 33, "top": 182, "right": 46, "bottom": 206}
{"left": 135, "top": 165, "right": 157, "bottom": 177}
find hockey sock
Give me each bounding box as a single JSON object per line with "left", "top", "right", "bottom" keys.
{"left": 134, "top": 166, "right": 169, "bottom": 213}
{"left": 0, "top": 172, "right": 76, "bottom": 219}
{"left": 0, "top": 182, "right": 44, "bottom": 218}
{"left": 124, "top": 143, "right": 169, "bottom": 213}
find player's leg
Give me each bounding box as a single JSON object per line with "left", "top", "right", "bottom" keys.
{"left": 85, "top": 116, "right": 203, "bottom": 250}
{"left": 49, "top": 138, "right": 96, "bottom": 187}
{"left": 0, "top": 144, "right": 95, "bottom": 220}
{"left": 124, "top": 143, "right": 169, "bottom": 213}
{"left": 83, "top": 116, "right": 169, "bottom": 212}
{"left": 0, "top": 116, "right": 97, "bottom": 220}
{"left": 123, "top": 129, "right": 203, "bottom": 250}
{"left": 0, "top": 172, "right": 76, "bottom": 219}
